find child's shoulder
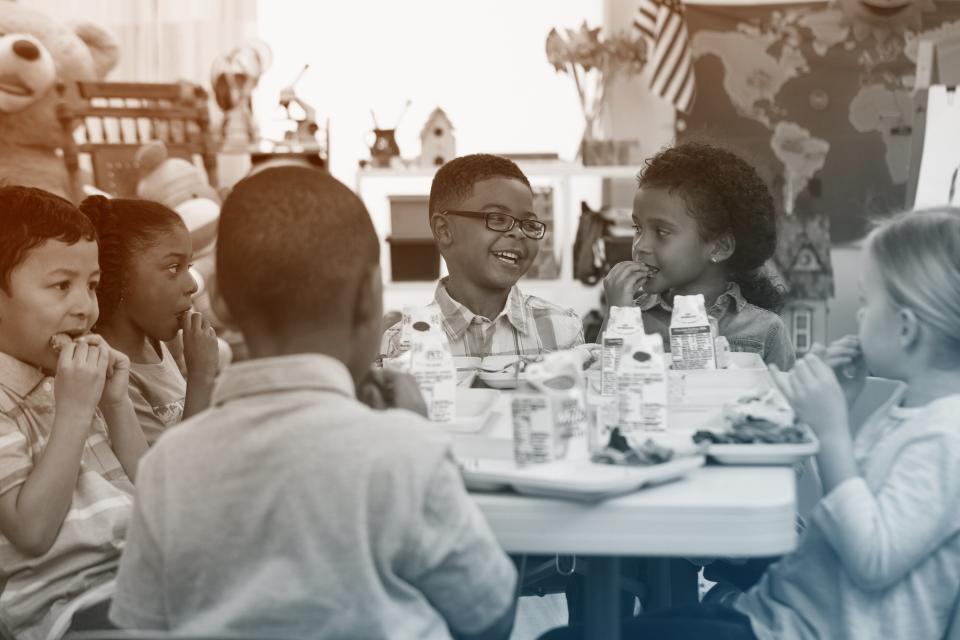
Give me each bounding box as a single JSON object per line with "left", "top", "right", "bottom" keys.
{"left": 913, "top": 394, "right": 960, "bottom": 433}
{"left": 520, "top": 292, "right": 580, "bottom": 318}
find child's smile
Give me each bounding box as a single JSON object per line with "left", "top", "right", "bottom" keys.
{"left": 444, "top": 177, "right": 539, "bottom": 291}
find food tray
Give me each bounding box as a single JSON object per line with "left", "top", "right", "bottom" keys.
{"left": 457, "top": 455, "right": 705, "bottom": 502}
{"left": 669, "top": 352, "right": 773, "bottom": 407}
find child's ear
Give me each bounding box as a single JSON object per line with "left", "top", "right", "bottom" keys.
{"left": 431, "top": 213, "right": 453, "bottom": 246}
{"left": 710, "top": 233, "right": 736, "bottom": 263}
{"left": 353, "top": 264, "right": 383, "bottom": 328}
{"left": 898, "top": 307, "right": 921, "bottom": 349}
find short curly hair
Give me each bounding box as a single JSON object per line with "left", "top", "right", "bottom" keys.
{"left": 428, "top": 154, "right": 531, "bottom": 220}
{"left": 638, "top": 142, "right": 783, "bottom": 312}
{"left": 0, "top": 186, "right": 95, "bottom": 293}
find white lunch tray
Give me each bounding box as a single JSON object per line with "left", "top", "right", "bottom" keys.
{"left": 704, "top": 431, "right": 820, "bottom": 465}
{"left": 457, "top": 455, "right": 706, "bottom": 502}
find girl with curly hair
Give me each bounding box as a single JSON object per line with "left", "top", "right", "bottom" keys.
{"left": 603, "top": 142, "right": 795, "bottom": 369}
{"left": 80, "top": 196, "right": 220, "bottom": 444}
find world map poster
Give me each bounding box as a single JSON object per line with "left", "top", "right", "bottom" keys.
{"left": 680, "top": 0, "right": 960, "bottom": 242}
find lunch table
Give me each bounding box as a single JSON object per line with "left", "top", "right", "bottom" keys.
{"left": 452, "top": 381, "right": 799, "bottom": 640}
{"left": 470, "top": 466, "right": 797, "bottom": 639}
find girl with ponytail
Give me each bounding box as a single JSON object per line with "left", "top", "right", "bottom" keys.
{"left": 81, "top": 196, "right": 220, "bottom": 444}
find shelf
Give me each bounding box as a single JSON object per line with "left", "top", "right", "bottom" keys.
{"left": 357, "top": 161, "right": 642, "bottom": 181}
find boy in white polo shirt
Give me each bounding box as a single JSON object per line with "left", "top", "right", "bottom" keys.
{"left": 110, "top": 167, "right": 518, "bottom": 639}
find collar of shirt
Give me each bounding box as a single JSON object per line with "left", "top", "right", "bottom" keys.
{"left": 211, "top": 353, "right": 355, "bottom": 406}
{"left": 0, "top": 351, "right": 48, "bottom": 398}
{"left": 635, "top": 281, "right": 748, "bottom": 317}
{"left": 434, "top": 278, "right": 529, "bottom": 342}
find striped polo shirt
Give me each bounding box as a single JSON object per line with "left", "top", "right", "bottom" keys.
{"left": 0, "top": 352, "right": 133, "bottom": 640}
{"left": 381, "top": 278, "right": 585, "bottom": 358}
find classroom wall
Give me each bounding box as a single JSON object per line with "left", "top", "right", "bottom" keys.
{"left": 254, "top": 1, "right": 604, "bottom": 186}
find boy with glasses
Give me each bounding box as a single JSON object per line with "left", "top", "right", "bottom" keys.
{"left": 382, "top": 154, "right": 583, "bottom": 357}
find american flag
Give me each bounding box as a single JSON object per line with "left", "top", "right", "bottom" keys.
{"left": 633, "top": 0, "right": 696, "bottom": 114}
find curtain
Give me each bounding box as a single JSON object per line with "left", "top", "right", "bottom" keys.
{"left": 22, "top": 0, "right": 258, "bottom": 86}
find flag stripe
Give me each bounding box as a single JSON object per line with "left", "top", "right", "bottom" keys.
{"left": 634, "top": 0, "right": 696, "bottom": 114}
{"left": 652, "top": 16, "right": 683, "bottom": 90}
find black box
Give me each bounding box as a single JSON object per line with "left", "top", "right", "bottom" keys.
{"left": 386, "top": 236, "right": 440, "bottom": 281}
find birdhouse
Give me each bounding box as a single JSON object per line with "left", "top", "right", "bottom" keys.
{"left": 419, "top": 107, "right": 456, "bottom": 167}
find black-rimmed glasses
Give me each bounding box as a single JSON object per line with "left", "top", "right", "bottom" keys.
{"left": 441, "top": 210, "right": 547, "bottom": 240}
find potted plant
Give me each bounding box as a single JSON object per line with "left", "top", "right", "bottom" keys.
{"left": 546, "top": 23, "right": 647, "bottom": 165}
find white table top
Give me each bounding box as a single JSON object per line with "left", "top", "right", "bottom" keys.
{"left": 470, "top": 465, "right": 797, "bottom": 557}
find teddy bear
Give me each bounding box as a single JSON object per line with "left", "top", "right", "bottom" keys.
{"left": 0, "top": 3, "right": 118, "bottom": 201}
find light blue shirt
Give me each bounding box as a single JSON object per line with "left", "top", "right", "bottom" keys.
{"left": 110, "top": 353, "right": 516, "bottom": 638}
{"left": 736, "top": 386, "right": 960, "bottom": 639}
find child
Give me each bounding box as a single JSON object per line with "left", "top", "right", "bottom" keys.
{"left": 382, "top": 154, "right": 583, "bottom": 358}
{"left": 734, "top": 206, "right": 960, "bottom": 639}
{"left": 109, "top": 167, "right": 518, "bottom": 639}
{"left": 603, "top": 142, "right": 795, "bottom": 369}
{"left": 550, "top": 207, "right": 960, "bottom": 639}
{"left": 0, "top": 186, "right": 147, "bottom": 640}
{"left": 80, "top": 196, "right": 220, "bottom": 445}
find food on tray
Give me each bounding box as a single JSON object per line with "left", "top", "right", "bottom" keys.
{"left": 592, "top": 427, "right": 674, "bottom": 466}
{"left": 692, "top": 389, "right": 811, "bottom": 444}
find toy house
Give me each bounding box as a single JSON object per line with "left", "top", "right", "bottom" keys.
{"left": 419, "top": 107, "right": 455, "bottom": 167}
{"left": 772, "top": 214, "right": 834, "bottom": 356}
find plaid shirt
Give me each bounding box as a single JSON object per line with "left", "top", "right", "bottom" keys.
{"left": 382, "top": 279, "right": 584, "bottom": 358}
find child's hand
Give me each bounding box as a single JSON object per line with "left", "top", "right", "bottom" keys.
{"left": 358, "top": 368, "right": 428, "bottom": 418}
{"left": 770, "top": 354, "right": 849, "bottom": 443}
{"left": 810, "top": 336, "right": 867, "bottom": 407}
{"left": 54, "top": 339, "right": 108, "bottom": 425}
{"left": 603, "top": 261, "right": 651, "bottom": 308}
{"left": 181, "top": 311, "right": 220, "bottom": 379}
{"left": 75, "top": 334, "right": 131, "bottom": 407}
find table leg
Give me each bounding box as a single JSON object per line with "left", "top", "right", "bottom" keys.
{"left": 641, "top": 558, "right": 700, "bottom": 611}
{"left": 584, "top": 556, "right": 621, "bottom": 640}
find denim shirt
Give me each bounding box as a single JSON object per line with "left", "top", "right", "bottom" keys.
{"left": 632, "top": 282, "right": 797, "bottom": 370}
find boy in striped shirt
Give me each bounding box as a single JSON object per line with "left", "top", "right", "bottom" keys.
{"left": 382, "top": 154, "right": 583, "bottom": 358}
{"left": 0, "top": 186, "right": 147, "bottom": 640}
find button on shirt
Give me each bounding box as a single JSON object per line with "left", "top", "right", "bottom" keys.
{"left": 633, "top": 282, "right": 796, "bottom": 370}
{"left": 382, "top": 278, "right": 584, "bottom": 358}
{"left": 110, "top": 354, "right": 517, "bottom": 638}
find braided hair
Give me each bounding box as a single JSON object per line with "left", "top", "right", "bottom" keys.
{"left": 79, "top": 196, "right": 184, "bottom": 327}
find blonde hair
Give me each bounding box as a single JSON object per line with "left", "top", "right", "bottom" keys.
{"left": 866, "top": 207, "right": 960, "bottom": 359}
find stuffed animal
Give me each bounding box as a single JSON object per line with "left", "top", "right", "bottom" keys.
{"left": 136, "top": 139, "right": 221, "bottom": 254}
{"left": 0, "top": 3, "right": 118, "bottom": 200}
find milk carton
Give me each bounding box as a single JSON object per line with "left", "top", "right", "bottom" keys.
{"left": 669, "top": 294, "right": 717, "bottom": 370}
{"left": 599, "top": 306, "right": 644, "bottom": 436}
{"left": 525, "top": 351, "right": 589, "bottom": 460}
{"left": 602, "top": 306, "right": 644, "bottom": 395}
{"left": 617, "top": 332, "right": 668, "bottom": 432}
{"left": 395, "top": 303, "right": 442, "bottom": 356}
{"left": 407, "top": 307, "right": 456, "bottom": 422}
{"left": 512, "top": 390, "right": 563, "bottom": 466}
